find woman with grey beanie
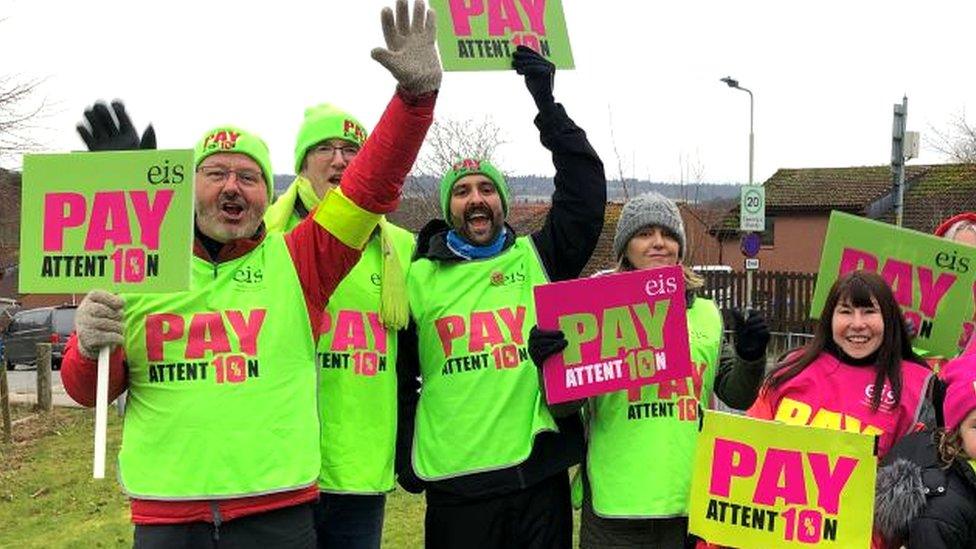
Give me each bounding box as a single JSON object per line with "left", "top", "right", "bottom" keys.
{"left": 527, "top": 192, "right": 771, "bottom": 548}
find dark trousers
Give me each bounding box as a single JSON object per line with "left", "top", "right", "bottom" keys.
{"left": 579, "top": 469, "right": 690, "bottom": 549}
{"left": 424, "top": 471, "right": 573, "bottom": 549}
{"left": 313, "top": 492, "right": 386, "bottom": 549}
{"left": 133, "top": 502, "right": 315, "bottom": 549}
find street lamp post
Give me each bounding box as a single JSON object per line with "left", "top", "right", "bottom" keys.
{"left": 721, "top": 76, "right": 754, "bottom": 185}
{"left": 721, "top": 76, "right": 756, "bottom": 310}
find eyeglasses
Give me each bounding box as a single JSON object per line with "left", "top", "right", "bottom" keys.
{"left": 311, "top": 144, "right": 360, "bottom": 159}
{"left": 197, "top": 166, "right": 264, "bottom": 187}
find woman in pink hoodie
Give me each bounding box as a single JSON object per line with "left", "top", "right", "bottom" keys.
{"left": 749, "top": 270, "right": 936, "bottom": 458}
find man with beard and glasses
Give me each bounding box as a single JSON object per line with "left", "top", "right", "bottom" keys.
{"left": 58, "top": 1, "right": 440, "bottom": 546}
{"left": 395, "top": 46, "right": 607, "bottom": 548}
{"left": 264, "top": 105, "right": 414, "bottom": 549}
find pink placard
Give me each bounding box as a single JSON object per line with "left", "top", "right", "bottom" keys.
{"left": 533, "top": 266, "right": 692, "bottom": 404}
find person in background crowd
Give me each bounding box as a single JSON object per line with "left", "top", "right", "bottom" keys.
{"left": 935, "top": 212, "right": 976, "bottom": 247}
{"left": 908, "top": 211, "right": 976, "bottom": 397}
{"left": 530, "top": 191, "right": 770, "bottom": 549}
{"left": 264, "top": 93, "right": 415, "bottom": 549}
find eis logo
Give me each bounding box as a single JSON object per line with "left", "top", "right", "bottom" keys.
{"left": 233, "top": 266, "right": 264, "bottom": 289}
{"left": 862, "top": 383, "right": 897, "bottom": 410}
{"left": 490, "top": 267, "right": 526, "bottom": 287}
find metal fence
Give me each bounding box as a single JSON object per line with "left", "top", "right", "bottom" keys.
{"left": 722, "top": 330, "right": 816, "bottom": 365}
{"left": 702, "top": 270, "right": 819, "bottom": 334}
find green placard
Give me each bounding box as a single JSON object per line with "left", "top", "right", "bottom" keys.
{"left": 19, "top": 150, "right": 194, "bottom": 294}
{"left": 810, "top": 211, "right": 975, "bottom": 357}
{"left": 430, "top": 0, "right": 574, "bottom": 71}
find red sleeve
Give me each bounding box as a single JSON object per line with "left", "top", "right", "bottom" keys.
{"left": 285, "top": 88, "right": 436, "bottom": 332}
{"left": 340, "top": 88, "right": 436, "bottom": 213}
{"left": 285, "top": 223, "right": 362, "bottom": 339}
{"left": 60, "top": 332, "right": 128, "bottom": 407}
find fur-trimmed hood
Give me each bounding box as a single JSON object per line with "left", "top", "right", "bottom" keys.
{"left": 875, "top": 457, "right": 929, "bottom": 543}
{"left": 875, "top": 430, "right": 976, "bottom": 548}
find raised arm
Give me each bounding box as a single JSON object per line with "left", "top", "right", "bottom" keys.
{"left": 514, "top": 47, "right": 607, "bottom": 282}
{"left": 286, "top": 0, "right": 440, "bottom": 323}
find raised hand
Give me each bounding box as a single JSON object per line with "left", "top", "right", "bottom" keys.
{"left": 371, "top": 0, "right": 442, "bottom": 94}
{"left": 77, "top": 100, "right": 155, "bottom": 151}
{"left": 512, "top": 45, "right": 555, "bottom": 108}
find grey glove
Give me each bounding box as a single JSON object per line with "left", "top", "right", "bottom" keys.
{"left": 75, "top": 290, "right": 125, "bottom": 360}
{"left": 371, "top": 0, "right": 442, "bottom": 94}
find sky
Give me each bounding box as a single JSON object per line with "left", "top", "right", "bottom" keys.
{"left": 1, "top": 0, "right": 974, "bottom": 185}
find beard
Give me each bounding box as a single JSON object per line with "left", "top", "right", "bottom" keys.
{"left": 455, "top": 203, "right": 503, "bottom": 245}
{"left": 195, "top": 193, "right": 265, "bottom": 243}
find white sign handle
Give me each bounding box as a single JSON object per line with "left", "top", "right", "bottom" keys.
{"left": 93, "top": 346, "right": 110, "bottom": 479}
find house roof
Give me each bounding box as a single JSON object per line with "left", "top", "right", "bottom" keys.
{"left": 713, "top": 163, "right": 976, "bottom": 235}
{"left": 505, "top": 201, "right": 725, "bottom": 276}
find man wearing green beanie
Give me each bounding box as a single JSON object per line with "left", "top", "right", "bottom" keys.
{"left": 396, "top": 46, "right": 607, "bottom": 548}
{"left": 265, "top": 102, "right": 415, "bottom": 548}
{"left": 265, "top": 103, "right": 369, "bottom": 230}
{"left": 60, "top": 1, "right": 441, "bottom": 546}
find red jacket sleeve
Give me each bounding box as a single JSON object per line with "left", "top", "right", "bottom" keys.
{"left": 60, "top": 332, "right": 128, "bottom": 407}
{"left": 340, "top": 88, "right": 436, "bottom": 213}
{"left": 285, "top": 89, "right": 436, "bottom": 331}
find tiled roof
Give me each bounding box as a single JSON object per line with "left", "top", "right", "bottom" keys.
{"left": 506, "top": 201, "right": 726, "bottom": 276}
{"left": 713, "top": 163, "right": 976, "bottom": 234}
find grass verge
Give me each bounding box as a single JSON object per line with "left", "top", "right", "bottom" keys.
{"left": 0, "top": 408, "right": 578, "bottom": 548}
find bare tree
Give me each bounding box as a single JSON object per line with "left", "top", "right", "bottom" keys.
{"left": 0, "top": 169, "right": 21, "bottom": 268}
{"left": 0, "top": 75, "right": 48, "bottom": 162}
{"left": 927, "top": 110, "right": 976, "bottom": 163}
{"left": 678, "top": 150, "right": 706, "bottom": 204}
{"left": 606, "top": 104, "right": 629, "bottom": 200}
{"left": 394, "top": 116, "right": 507, "bottom": 229}
{"left": 413, "top": 116, "right": 506, "bottom": 177}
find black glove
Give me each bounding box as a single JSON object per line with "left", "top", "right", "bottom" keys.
{"left": 77, "top": 100, "right": 156, "bottom": 151}
{"left": 731, "top": 310, "right": 770, "bottom": 361}
{"left": 512, "top": 45, "right": 555, "bottom": 109}
{"left": 528, "top": 326, "right": 567, "bottom": 369}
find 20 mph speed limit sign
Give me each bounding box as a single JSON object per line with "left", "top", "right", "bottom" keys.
{"left": 739, "top": 185, "right": 765, "bottom": 232}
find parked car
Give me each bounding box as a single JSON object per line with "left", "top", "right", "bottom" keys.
{"left": 2, "top": 305, "right": 77, "bottom": 370}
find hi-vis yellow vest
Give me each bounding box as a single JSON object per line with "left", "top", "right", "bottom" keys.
{"left": 587, "top": 297, "right": 723, "bottom": 517}
{"left": 119, "top": 235, "right": 319, "bottom": 499}
{"left": 408, "top": 237, "right": 558, "bottom": 480}
{"left": 317, "top": 224, "right": 414, "bottom": 493}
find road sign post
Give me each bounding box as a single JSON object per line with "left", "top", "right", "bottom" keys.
{"left": 739, "top": 186, "right": 765, "bottom": 232}
{"left": 740, "top": 186, "right": 765, "bottom": 309}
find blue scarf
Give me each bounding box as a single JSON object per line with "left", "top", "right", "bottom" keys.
{"left": 446, "top": 228, "right": 508, "bottom": 259}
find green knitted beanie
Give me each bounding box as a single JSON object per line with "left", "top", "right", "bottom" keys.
{"left": 194, "top": 126, "right": 274, "bottom": 200}
{"left": 438, "top": 159, "right": 510, "bottom": 224}
{"left": 294, "top": 103, "right": 368, "bottom": 173}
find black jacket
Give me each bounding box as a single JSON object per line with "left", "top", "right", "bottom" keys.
{"left": 876, "top": 430, "right": 976, "bottom": 548}
{"left": 395, "top": 101, "right": 606, "bottom": 501}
